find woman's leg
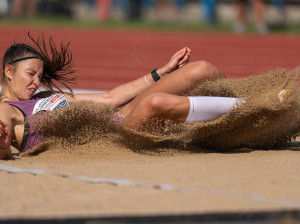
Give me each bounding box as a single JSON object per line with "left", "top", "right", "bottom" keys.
{"left": 121, "top": 93, "right": 242, "bottom": 131}
{"left": 121, "top": 93, "right": 190, "bottom": 131}
{"left": 185, "top": 96, "right": 243, "bottom": 122}
{"left": 234, "top": 0, "right": 247, "bottom": 34}
{"left": 236, "top": 0, "right": 247, "bottom": 25}
{"left": 119, "top": 60, "right": 225, "bottom": 117}
{"left": 252, "top": 0, "right": 268, "bottom": 34}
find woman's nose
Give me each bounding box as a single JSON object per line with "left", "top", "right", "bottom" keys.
{"left": 33, "top": 75, "right": 41, "bottom": 87}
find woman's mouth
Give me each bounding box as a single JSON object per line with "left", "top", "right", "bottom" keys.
{"left": 28, "top": 88, "right": 37, "bottom": 95}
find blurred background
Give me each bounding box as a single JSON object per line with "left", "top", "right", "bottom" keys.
{"left": 0, "top": 0, "right": 299, "bottom": 91}
{"left": 0, "top": 0, "right": 299, "bottom": 34}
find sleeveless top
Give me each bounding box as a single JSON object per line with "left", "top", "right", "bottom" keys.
{"left": 5, "top": 94, "right": 69, "bottom": 152}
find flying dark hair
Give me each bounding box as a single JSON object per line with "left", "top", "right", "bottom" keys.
{"left": 1, "top": 32, "right": 77, "bottom": 94}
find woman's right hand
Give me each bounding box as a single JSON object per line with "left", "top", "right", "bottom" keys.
{"left": 160, "top": 47, "right": 192, "bottom": 76}
{"left": 0, "top": 120, "right": 11, "bottom": 149}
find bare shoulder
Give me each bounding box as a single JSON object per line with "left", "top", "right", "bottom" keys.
{"left": 0, "top": 102, "right": 20, "bottom": 119}
{"left": 0, "top": 102, "right": 13, "bottom": 111}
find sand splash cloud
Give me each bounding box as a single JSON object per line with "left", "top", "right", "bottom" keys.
{"left": 25, "top": 68, "right": 300, "bottom": 156}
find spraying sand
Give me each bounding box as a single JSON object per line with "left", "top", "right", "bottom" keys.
{"left": 25, "top": 68, "right": 300, "bottom": 156}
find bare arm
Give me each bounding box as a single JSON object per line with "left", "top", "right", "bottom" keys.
{"left": 67, "top": 47, "right": 192, "bottom": 107}
{"left": 67, "top": 67, "right": 166, "bottom": 107}
{"left": 0, "top": 105, "right": 13, "bottom": 160}
{"left": 34, "top": 47, "right": 191, "bottom": 107}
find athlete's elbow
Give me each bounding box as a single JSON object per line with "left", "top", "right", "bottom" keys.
{"left": 109, "top": 98, "right": 126, "bottom": 108}
{"left": 98, "top": 94, "right": 120, "bottom": 107}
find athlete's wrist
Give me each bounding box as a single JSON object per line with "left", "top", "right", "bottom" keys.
{"left": 156, "top": 67, "right": 168, "bottom": 77}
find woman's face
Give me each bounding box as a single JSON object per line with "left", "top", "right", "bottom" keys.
{"left": 7, "top": 58, "right": 44, "bottom": 100}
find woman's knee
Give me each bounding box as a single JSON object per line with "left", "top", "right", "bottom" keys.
{"left": 186, "top": 60, "right": 224, "bottom": 81}
{"left": 141, "top": 93, "right": 174, "bottom": 116}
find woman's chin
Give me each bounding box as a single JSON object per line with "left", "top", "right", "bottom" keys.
{"left": 22, "top": 95, "right": 33, "bottom": 100}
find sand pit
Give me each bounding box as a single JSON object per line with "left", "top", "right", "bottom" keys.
{"left": 1, "top": 140, "right": 300, "bottom": 219}
{"left": 1, "top": 69, "right": 300, "bottom": 220}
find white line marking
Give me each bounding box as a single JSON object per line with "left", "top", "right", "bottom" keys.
{"left": 1, "top": 164, "right": 300, "bottom": 209}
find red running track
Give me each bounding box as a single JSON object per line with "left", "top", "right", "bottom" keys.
{"left": 0, "top": 26, "right": 300, "bottom": 91}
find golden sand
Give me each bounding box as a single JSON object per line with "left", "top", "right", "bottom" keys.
{"left": 26, "top": 68, "right": 300, "bottom": 156}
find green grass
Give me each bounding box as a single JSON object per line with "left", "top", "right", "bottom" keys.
{"left": 0, "top": 16, "right": 232, "bottom": 32}
{"left": 0, "top": 16, "right": 299, "bottom": 34}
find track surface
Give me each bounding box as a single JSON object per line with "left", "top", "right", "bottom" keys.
{"left": 0, "top": 26, "right": 300, "bottom": 90}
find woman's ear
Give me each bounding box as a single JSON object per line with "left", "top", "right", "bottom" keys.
{"left": 4, "top": 64, "right": 14, "bottom": 81}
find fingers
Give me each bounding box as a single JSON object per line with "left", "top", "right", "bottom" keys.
{"left": 172, "top": 48, "right": 186, "bottom": 59}
{"left": 0, "top": 132, "right": 11, "bottom": 150}
{"left": 0, "top": 121, "right": 10, "bottom": 141}
{"left": 181, "top": 47, "right": 192, "bottom": 56}
{"left": 0, "top": 131, "right": 9, "bottom": 139}
{"left": 185, "top": 47, "right": 192, "bottom": 58}
{"left": 0, "top": 128, "right": 8, "bottom": 139}
{"left": 186, "top": 47, "right": 192, "bottom": 54}
{"left": 175, "top": 48, "right": 189, "bottom": 62}
{"left": 0, "top": 122, "right": 5, "bottom": 138}
{"left": 175, "top": 47, "right": 191, "bottom": 57}
{"left": 178, "top": 53, "right": 190, "bottom": 66}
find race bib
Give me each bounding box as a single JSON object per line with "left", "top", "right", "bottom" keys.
{"left": 33, "top": 94, "right": 69, "bottom": 115}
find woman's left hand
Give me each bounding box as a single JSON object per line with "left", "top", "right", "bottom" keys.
{"left": 0, "top": 120, "right": 11, "bottom": 149}
{"left": 0, "top": 120, "right": 12, "bottom": 159}
{"left": 161, "top": 47, "right": 192, "bottom": 75}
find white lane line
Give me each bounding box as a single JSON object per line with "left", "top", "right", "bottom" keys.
{"left": 1, "top": 164, "right": 300, "bottom": 209}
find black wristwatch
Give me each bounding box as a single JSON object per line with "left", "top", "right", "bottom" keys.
{"left": 151, "top": 69, "right": 161, "bottom": 82}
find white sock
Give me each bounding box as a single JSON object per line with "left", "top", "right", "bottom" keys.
{"left": 185, "top": 96, "right": 244, "bottom": 123}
